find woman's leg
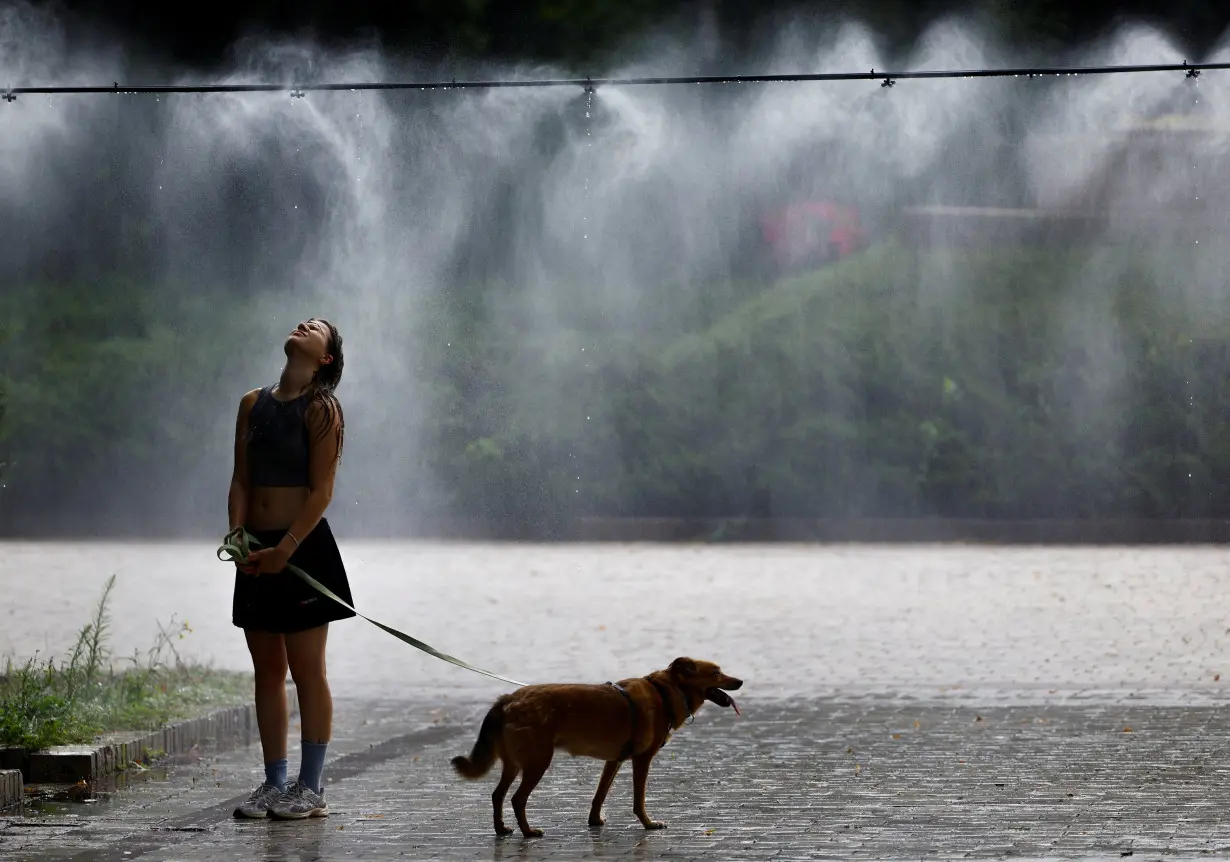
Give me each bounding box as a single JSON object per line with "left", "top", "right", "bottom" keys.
{"left": 285, "top": 623, "right": 332, "bottom": 794}
{"left": 244, "top": 630, "right": 289, "bottom": 784}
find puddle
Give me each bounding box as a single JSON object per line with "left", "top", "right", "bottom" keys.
{"left": 18, "top": 757, "right": 189, "bottom": 818}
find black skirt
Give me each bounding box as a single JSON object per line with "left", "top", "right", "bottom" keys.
{"left": 231, "top": 518, "right": 358, "bottom": 634}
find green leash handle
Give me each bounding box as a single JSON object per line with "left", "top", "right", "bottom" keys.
{"left": 217, "top": 528, "right": 526, "bottom": 688}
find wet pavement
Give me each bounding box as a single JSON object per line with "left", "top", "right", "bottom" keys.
{"left": 6, "top": 541, "right": 1230, "bottom": 702}
{"left": 5, "top": 694, "right": 1230, "bottom": 860}
{"left": 4, "top": 542, "right": 1230, "bottom": 858}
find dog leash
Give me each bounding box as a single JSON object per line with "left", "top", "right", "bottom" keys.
{"left": 217, "top": 528, "right": 527, "bottom": 687}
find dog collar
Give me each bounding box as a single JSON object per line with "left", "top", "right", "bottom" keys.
{"left": 647, "top": 677, "right": 685, "bottom": 731}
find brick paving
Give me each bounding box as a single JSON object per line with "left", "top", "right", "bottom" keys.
{"left": 5, "top": 695, "right": 1230, "bottom": 860}
{"left": 4, "top": 543, "right": 1230, "bottom": 858}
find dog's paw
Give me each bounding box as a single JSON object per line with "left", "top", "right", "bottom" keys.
{"left": 520, "top": 827, "right": 544, "bottom": 838}
{"left": 588, "top": 815, "right": 605, "bottom": 827}
{"left": 494, "top": 825, "right": 513, "bottom": 837}
{"left": 642, "top": 820, "right": 667, "bottom": 830}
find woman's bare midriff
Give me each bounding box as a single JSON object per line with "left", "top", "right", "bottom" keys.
{"left": 246, "top": 485, "right": 310, "bottom": 531}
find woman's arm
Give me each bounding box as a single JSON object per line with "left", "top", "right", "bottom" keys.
{"left": 228, "top": 389, "right": 261, "bottom": 532}
{"left": 272, "top": 396, "right": 343, "bottom": 557}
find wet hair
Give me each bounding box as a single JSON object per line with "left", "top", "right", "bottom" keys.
{"left": 307, "top": 318, "right": 345, "bottom": 460}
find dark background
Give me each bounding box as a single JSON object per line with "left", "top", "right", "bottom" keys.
{"left": 45, "top": 1, "right": 1230, "bottom": 71}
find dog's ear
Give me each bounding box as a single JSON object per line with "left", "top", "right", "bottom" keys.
{"left": 670, "top": 657, "right": 698, "bottom": 678}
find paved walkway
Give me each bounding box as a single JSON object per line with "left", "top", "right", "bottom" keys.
{"left": 5, "top": 693, "right": 1230, "bottom": 860}
{"left": 5, "top": 543, "right": 1230, "bottom": 858}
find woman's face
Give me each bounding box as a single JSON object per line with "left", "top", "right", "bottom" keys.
{"left": 285, "top": 318, "right": 334, "bottom": 367}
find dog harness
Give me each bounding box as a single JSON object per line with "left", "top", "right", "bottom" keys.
{"left": 606, "top": 679, "right": 683, "bottom": 762}
{"left": 608, "top": 683, "right": 637, "bottom": 761}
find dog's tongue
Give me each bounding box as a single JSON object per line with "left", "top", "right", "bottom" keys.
{"left": 730, "top": 696, "right": 741, "bottom": 717}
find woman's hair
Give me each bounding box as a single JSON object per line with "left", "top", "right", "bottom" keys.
{"left": 307, "top": 318, "right": 345, "bottom": 459}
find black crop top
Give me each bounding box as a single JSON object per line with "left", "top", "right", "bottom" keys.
{"left": 246, "top": 386, "right": 312, "bottom": 487}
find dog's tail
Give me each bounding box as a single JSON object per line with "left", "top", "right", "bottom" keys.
{"left": 451, "top": 695, "right": 510, "bottom": 779}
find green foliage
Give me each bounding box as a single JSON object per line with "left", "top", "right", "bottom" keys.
{"left": 0, "top": 575, "right": 251, "bottom": 750}
{"left": 0, "top": 278, "right": 266, "bottom": 527}
{"left": 416, "top": 239, "right": 1230, "bottom": 521}
{"left": 4, "top": 239, "right": 1230, "bottom": 529}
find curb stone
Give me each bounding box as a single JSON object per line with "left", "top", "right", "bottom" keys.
{"left": 24, "top": 701, "right": 257, "bottom": 784}
{"left": 0, "top": 769, "right": 20, "bottom": 811}
{"left": 6, "top": 683, "right": 298, "bottom": 789}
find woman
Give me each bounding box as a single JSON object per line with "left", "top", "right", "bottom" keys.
{"left": 227, "top": 317, "right": 356, "bottom": 820}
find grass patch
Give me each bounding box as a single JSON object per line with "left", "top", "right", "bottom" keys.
{"left": 0, "top": 575, "right": 252, "bottom": 750}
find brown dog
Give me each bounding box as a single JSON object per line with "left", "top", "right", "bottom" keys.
{"left": 450, "top": 656, "right": 742, "bottom": 837}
